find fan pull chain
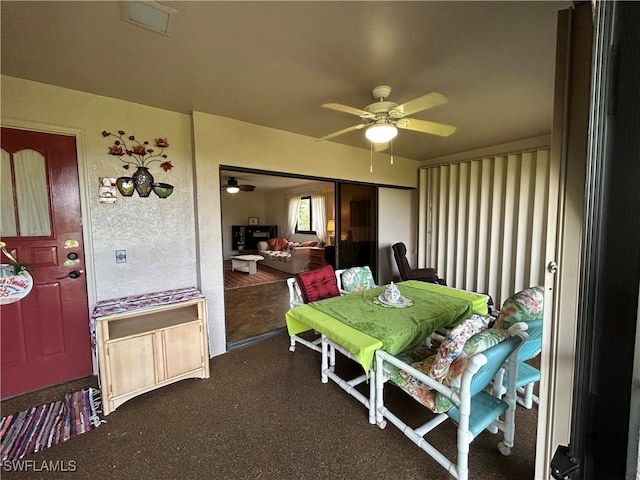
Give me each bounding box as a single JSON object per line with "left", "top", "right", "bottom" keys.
{"left": 390, "top": 140, "right": 394, "bottom": 165}
{"left": 370, "top": 143, "right": 374, "bottom": 173}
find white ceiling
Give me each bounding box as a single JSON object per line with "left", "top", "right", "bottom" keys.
{"left": 1, "top": 1, "right": 570, "bottom": 161}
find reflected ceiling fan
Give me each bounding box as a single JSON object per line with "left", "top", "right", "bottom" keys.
{"left": 320, "top": 85, "right": 456, "bottom": 144}
{"left": 222, "top": 177, "right": 255, "bottom": 193}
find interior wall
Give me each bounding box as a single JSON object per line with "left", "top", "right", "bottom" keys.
{"left": 193, "top": 112, "right": 418, "bottom": 356}
{"left": 378, "top": 187, "right": 416, "bottom": 284}
{"left": 1, "top": 76, "right": 197, "bottom": 303}
{"left": 1, "top": 75, "right": 419, "bottom": 360}
{"left": 221, "top": 190, "right": 268, "bottom": 260}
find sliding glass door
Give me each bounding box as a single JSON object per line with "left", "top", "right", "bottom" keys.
{"left": 336, "top": 183, "right": 378, "bottom": 279}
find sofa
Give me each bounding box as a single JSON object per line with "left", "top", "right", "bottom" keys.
{"left": 257, "top": 239, "right": 317, "bottom": 274}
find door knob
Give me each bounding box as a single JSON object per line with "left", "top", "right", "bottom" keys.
{"left": 547, "top": 261, "right": 558, "bottom": 274}
{"left": 57, "top": 270, "right": 84, "bottom": 279}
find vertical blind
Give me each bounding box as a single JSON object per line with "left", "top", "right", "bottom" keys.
{"left": 420, "top": 147, "right": 551, "bottom": 308}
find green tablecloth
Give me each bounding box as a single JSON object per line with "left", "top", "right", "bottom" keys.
{"left": 285, "top": 280, "right": 488, "bottom": 372}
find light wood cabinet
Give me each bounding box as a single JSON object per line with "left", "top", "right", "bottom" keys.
{"left": 94, "top": 294, "right": 209, "bottom": 415}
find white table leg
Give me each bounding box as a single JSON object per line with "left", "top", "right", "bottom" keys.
{"left": 321, "top": 335, "right": 329, "bottom": 384}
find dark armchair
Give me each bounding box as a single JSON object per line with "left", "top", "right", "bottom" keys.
{"left": 392, "top": 242, "right": 446, "bottom": 285}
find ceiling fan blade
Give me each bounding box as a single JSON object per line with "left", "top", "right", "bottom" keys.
{"left": 388, "top": 92, "right": 448, "bottom": 118}
{"left": 319, "top": 123, "right": 366, "bottom": 141}
{"left": 397, "top": 118, "right": 456, "bottom": 137}
{"left": 322, "top": 103, "right": 375, "bottom": 119}
{"left": 239, "top": 185, "right": 255, "bottom": 192}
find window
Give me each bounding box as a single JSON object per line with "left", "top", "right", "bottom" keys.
{"left": 295, "top": 196, "right": 315, "bottom": 234}
{"left": 1, "top": 148, "right": 52, "bottom": 237}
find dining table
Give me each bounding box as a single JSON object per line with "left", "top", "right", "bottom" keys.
{"left": 285, "top": 280, "right": 489, "bottom": 424}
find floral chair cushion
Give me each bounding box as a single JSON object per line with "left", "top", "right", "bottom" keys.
{"left": 384, "top": 315, "right": 508, "bottom": 413}
{"left": 340, "top": 266, "right": 376, "bottom": 293}
{"left": 427, "top": 314, "right": 489, "bottom": 382}
{"left": 494, "top": 286, "right": 544, "bottom": 329}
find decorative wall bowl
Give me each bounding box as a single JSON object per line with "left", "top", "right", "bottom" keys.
{"left": 116, "top": 177, "right": 135, "bottom": 196}
{"left": 152, "top": 182, "right": 174, "bottom": 199}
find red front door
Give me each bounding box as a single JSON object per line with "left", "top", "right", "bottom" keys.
{"left": 1, "top": 127, "right": 92, "bottom": 398}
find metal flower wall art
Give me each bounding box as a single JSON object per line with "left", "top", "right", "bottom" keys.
{"left": 102, "top": 129, "right": 174, "bottom": 198}
{"left": 102, "top": 130, "right": 173, "bottom": 171}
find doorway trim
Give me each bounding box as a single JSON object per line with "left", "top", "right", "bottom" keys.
{"left": 1, "top": 117, "right": 96, "bottom": 314}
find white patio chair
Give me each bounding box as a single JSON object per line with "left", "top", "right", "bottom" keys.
{"left": 286, "top": 267, "right": 340, "bottom": 354}
{"left": 375, "top": 322, "right": 527, "bottom": 480}
{"left": 286, "top": 277, "right": 322, "bottom": 353}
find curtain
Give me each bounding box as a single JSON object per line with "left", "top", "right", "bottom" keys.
{"left": 285, "top": 195, "right": 300, "bottom": 238}
{"left": 1, "top": 150, "right": 17, "bottom": 236}
{"left": 15, "top": 149, "right": 51, "bottom": 236}
{"left": 311, "top": 191, "right": 327, "bottom": 243}
{"left": 2, "top": 148, "right": 51, "bottom": 237}
{"left": 420, "top": 147, "right": 551, "bottom": 307}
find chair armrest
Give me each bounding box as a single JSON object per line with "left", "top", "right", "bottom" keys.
{"left": 376, "top": 350, "right": 461, "bottom": 403}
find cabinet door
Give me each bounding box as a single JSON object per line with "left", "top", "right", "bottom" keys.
{"left": 107, "top": 335, "right": 156, "bottom": 396}
{"left": 162, "top": 322, "right": 204, "bottom": 379}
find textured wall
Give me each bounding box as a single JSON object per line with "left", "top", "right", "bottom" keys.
{"left": 1, "top": 76, "right": 197, "bottom": 303}
{"left": 1, "top": 77, "right": 419, "bottom": 358}
{"left": 193, "top": 112, "right": 419, "bottom": 356}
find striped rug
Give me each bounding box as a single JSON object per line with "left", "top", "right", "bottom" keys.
{"left": 0, "top": 388, "right": 102, "bottom": 462}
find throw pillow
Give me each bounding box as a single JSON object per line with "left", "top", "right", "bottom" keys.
{"left": 427, "top": 314, "right": 488, "bottom": 382}
{"left": 296, "top": 265, "right": 340, "bottom": 303}
{"left": 340, "top": 266, "right": 376, "bottom": 293}
{"left": 432, "top": 328, "right": 510, "bottom": 413}
{"left": 495, "top": 286, "right": 544, "bottom": 329}
{"left": 267, "top": 237, "right": 289, "bottom": 251}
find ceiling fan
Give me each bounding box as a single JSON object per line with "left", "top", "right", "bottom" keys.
{"left": 320, "top": 85, "right": 456, "bottom": 144}
{"left": 222, "top": 177, "right": 255, "bottom": 194}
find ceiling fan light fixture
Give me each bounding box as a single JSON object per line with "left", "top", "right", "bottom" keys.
{"left": 365, "top": 122, "right": 398, "bottom": 143}
{"left": 225, "top": 177, "right": 240, "bottom": 193}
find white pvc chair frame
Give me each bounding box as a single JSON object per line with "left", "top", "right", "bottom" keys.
{"left": 287, "top": 277, "right": 322, "bottom": 353}
{"left": 286, "top": 277, "right": 368, "bottom": 411}
{"left": 334, "top": 269, "right": 346, "bottom": 294}
{"left": 374, "top": 328, "right": 526, "bottom": 480}
{"left": 320, "top": 334, "right": 376, "bottom": 425}
{"left": 286, "top": 278, "right": 336, "bottom": 369}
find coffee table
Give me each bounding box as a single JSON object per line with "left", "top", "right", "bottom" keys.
{"left": 230, "top": 255, "right": 264, "bottom": 274}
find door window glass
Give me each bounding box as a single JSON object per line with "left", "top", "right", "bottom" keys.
{"left": 1, "top": 148, "right": 52, "bottom": 237}
{"left": 1, "top": 149, "right": 17, "bottom": 236}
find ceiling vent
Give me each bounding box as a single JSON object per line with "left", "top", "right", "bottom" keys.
{"left": 120, "top": 1, "right": 177, "bottom": 36}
